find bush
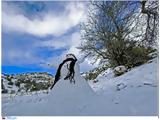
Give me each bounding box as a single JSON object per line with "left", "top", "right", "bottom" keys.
{"left": 126, "top": 46, "right": 149, "bottom": 67}
{"left": 15, "top": 81, "right": 21, "bottom": 87}
{"left": 8, "top": 81, "right": 14, "bottom": 86}
{"left": 107, "top": 39, "right": 150, "bottom": 68}
{"left": 6, "top": 77, "right": 12, "bottom": 82}
{"left": 107, "top": 39, "right": 135, "bottom": 68}
{"left": 86, "top": 73, "right": 98, "bottom": 80}
{"left": 30, "top": 85, "right": 39, "bottom": 92}
{"left": 10, "top": 90, "right": 15, "bottom": 94}
{"left": 84, "top": 64, "right": 109, "bottom": 80}
{"left": 24, "top": 83, "right": 31, "bottom": 91}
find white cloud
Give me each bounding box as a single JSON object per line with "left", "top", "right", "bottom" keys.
{"left": 36, "top": 40, "right": 67, "bottom": 50}
{"left": 44, "top": 32, "right": 97, "bottom": 72}
{"left": 36, "top": 32, "right": 81, "bottom": 51}
{"left": 42, "top": 32, "right": 81, "bottom": 65}
{"left": 2, "top": 2, "right": 95, "bottom": 73}
{"left": 2, "top": 48, "right": 39, "bottom": 66}
{"left": 2, "top": 2, "right": 86, "bottom": 37}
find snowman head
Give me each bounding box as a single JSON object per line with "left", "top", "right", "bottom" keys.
{"left": 66, "top": 53, "right": 77, "bottom": 60}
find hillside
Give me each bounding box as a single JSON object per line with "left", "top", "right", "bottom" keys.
{"left": 2, "top": 58, "right": 158, "bottom": 116}
{"left": 88, "top": 58, "right": 158, "bottom": 115}
{"left": 2, "top": 72, "right": 54, "bottom": 95}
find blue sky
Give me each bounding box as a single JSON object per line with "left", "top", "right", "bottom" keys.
{"left": 2, "top": 1, "right": 96, "bottom": 75}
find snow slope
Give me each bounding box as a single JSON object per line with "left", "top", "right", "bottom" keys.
{"left": 89, "top": 58, "right": 158, "bottom": 115}
{"left": 2, "top": 58, "right": 158, "bottom": 116}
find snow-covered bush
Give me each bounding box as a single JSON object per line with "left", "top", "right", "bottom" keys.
{"left": 96, "top": 68, "right": 114, "bottom": 79}
{"left": 8, "top": 81, "right": 14, "bottom": 86}
{"left": 15, "top": 81, "right": 21, "bottom": 87}
{"left": 114, "top": 66, "right": 127, "bottom": 76}
{"left": 82, "top": 64, "right": 109, "bottom": 80}
{"left": 10, "top": 90, "right": 15, "bottom": 94}
{"left": 2, "top": 72, "right": 54, "bottom": 95}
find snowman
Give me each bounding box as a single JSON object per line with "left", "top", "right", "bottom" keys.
{"left": 48, "top": 53, "right": 94, "bottom": 97}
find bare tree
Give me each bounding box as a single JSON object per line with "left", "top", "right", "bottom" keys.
{"left": 140, "top": 0, "right": 159, "bottom": 47}
{"left": 79, "top": 1, "right": 140, "bottom": 66}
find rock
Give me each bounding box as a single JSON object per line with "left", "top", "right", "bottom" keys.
{"left": 114, "top": 65, "right": 127, "bottom": 76}
{"left": 2, "top": 89, "right": 8, "bottom": 93}
{"left": 93, "top": 79, "right": 99, "bottom": 83}
{"left": 148, "top": 51, "right": 157, "bottom": 59}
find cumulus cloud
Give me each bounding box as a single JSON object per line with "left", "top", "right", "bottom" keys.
{"left": 2, "top": 2, "right": 86, "bottom": 37}
{"left": 40, "top": 32, "right": 81, "bottom": 66}
{"left": 2, "top": 1, "right": 96, "bottom": 73}
{"left": 2, "top": 47, "right": 40, "bottom": 66}
{"left": 44, "top": 32, "right": 97, "bottom": 72}
{"left": 36, "top": 31, "right": 81, "bottom": 51}
{"left": 36, "top": 40, "right": 67, "bottom": 50}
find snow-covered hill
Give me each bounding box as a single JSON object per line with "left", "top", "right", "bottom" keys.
{"left": 88, "top": 58, "right": 158, "bottom": 115}
{"left": 2, "top": 58, "right": 158, "bottom": 116}
{"left": 2, "top": 72, "right": 54, "bottom": 94}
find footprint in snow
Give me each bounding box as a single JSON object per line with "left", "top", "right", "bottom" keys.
{"left": 143, "top": 82, "right": 157, "bottom": 87}
{"left": 111, "top": 98, "right": 119, "bottom": 105}
{"left": 116, "top": 83, "right": 127, "bottom": 91}
{"left": 137, "top": 85, "right": 142, "bottom": 88}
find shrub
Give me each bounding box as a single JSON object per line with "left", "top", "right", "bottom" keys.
{"left": 30, "top": 84, "right": 39, "bottom": 92}
{"left": 125, "top": 46, "right": 149, "bottom": 68}
{"left": 84, "top": 64, "right": 109, "bottom": 80}
{"left": 107, "top": 39, "right": 136, "bottom": 68}
{"left": 6, "top": 77, "right": 12, "bottom": 82}
{"left": 107, "top": 38, "right": 151, "bottom": 68}
{"left": 10, "top": 90, "right": 15, "bottom": 94}
{"left": 24, "top": 83, "right": 31, "bottom": 91}
{"left": 86, "top": 73, "right": 98, "bottom": 80}
{"left": 8, "top": 81, "right": 14, "bottom": 86}
{"left": 15, "top": 81, "right": 21, "bottom": 87}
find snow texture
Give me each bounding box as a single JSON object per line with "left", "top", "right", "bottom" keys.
{"left": 2, "top": 58, "right": 158, "bottom": 116}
